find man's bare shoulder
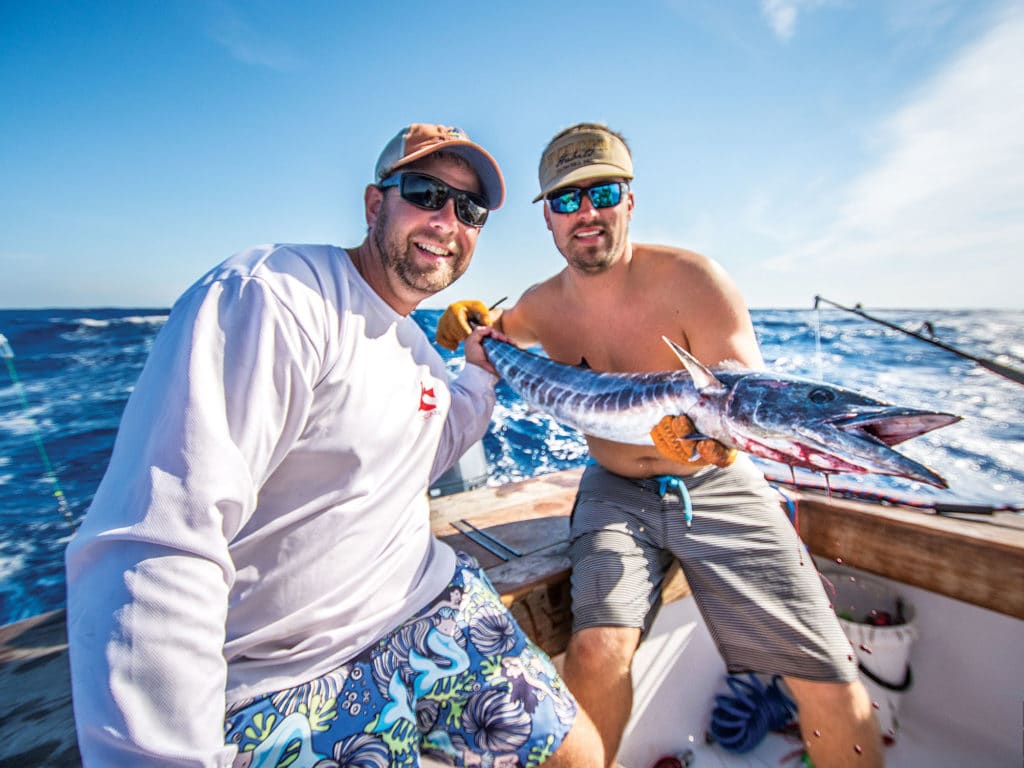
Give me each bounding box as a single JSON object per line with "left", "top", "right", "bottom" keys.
{"left": 633, "top": 242, "right": 714, "bottom": 267}
{"left": 631, "top": 243, "right": 761, "bottom": 368}
{"left": 631, "top": 243, "right": 731, "bottom": 288}
{"left": 515, "top": 271, "right": 570, "bottom": 311}
{"left": 499, "top": 271, "right": 570, "bottom": 346}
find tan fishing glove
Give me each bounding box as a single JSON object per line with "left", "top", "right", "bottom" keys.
{"left": 650, "top": 414, "right": 738, "bottom": 468}
{"left": 436, "top": 300, "right": 495, "bottom": 350}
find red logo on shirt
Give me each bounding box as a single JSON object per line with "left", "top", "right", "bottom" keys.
{"left": 419, "top": 384, "right": 437, "bottom": 412}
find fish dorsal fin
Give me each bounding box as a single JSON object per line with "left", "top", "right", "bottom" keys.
{"left": 662, "top": 336, "right": 725, "bottom": 392}
{"left": 578, "top": 356, "right": 591, "bottom": 370}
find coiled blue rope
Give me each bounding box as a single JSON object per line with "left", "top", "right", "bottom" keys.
{"left": 709, "top": 673, "right": 796, "bottom": 753}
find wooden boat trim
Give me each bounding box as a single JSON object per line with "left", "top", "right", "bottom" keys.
{"left": 793, "top": 490, "right": 1024, "bottom": 620}
{"left": 431, "top": 467, "right": 692, "bottom": 655}
{"left": 432, "top": 468, "right": 1024, "bottom": 656}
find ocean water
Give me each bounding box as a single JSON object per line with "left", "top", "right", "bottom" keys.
{"left": 1, "top": 307, "right": 1022, "bottom": 627}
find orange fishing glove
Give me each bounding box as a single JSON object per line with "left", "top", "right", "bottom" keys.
{"left": 650, "top": 414, "right": 738, "bottom": 468}
{"left": 436, "top": 300, "right": 495, "bottom": 350}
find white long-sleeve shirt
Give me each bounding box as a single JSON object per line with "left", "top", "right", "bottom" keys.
{"left": 65, "top": 244, "right": 497, "bottom": 766}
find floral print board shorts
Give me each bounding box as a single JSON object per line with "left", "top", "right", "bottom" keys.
{"left": 224, "top": 552, "right": 578, "bottom": 767}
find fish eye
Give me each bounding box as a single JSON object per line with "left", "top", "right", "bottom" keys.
{"left": 808, "top": 387, "right": 835, "bottom": 404}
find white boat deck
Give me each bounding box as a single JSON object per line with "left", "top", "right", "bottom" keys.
{"left": 615, "top": 561, "right": 1022, "bottom": 768}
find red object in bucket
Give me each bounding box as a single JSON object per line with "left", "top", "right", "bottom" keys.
{"left": 866, "top": 610, "right": 894, "bottom": 626}
{"left": 651, "top": 752, "right": 694, "bottom": 768}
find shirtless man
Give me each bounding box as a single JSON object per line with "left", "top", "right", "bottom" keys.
{"left": 437, "top": 123, "right": 883, "bottom": 768}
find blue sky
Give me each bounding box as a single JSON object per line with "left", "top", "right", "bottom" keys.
{"left": 2, "top": 0, "right": 1021, "bottom": 310}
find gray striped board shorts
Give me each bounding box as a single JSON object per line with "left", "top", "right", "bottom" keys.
{"left": 569, "top": 457, "right": 858, "bottom": 683}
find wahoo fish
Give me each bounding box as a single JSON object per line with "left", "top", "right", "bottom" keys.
{"left": 483, "top": 335, "right": 960, "bottom": 488}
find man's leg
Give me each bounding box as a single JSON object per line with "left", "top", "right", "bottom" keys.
{"left": 544, "top": 701, "right": 605, "bottom": 768}
{"left": 563, "top": 465, "right": 669, "bottom": 766}
{"left": 784, "top": 677, "right": 883, "bottom": 768}
{"left": 562, "top": 625, "right": 642, "bottom": 768}
{"left": 652, "top": 459, "right": 878, "bottom": 764}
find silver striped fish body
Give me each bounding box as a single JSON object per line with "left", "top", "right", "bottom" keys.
{"left": 481, "top": 336, "right": 961, "bottom": 488}
{"left": 483, "top": 338, "right": 707, "bottom": 445}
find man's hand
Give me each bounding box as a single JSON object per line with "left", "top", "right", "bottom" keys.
{"left": 650, "top": 414, "right": 737, "bottom": 468}
{"left": 436, "top": 300, "right": 495, "bottom": 351}
{"left": 463, "top": 325, "right": 507, "bottom": 377}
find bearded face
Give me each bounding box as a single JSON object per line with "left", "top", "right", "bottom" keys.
{"left": 543, "top": 179, "right": 633, "bottom": 275}
{"left": 372, "top": 198, "right": 471, "bottom": 295}
{"left": 364, "top": 155, "right": 483, "bottom": 308}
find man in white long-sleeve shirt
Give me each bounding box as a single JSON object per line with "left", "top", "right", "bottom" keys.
{"left": 65, "top": 124, "right": 603, "bottom": 767}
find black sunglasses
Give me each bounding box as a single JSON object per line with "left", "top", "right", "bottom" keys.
{"left": 379, "top": 172, "right": 489, "bottom": 228}
{"left": 545, "top": 181, "right": 628, "bottom": 214}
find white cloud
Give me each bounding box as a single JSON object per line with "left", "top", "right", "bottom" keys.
{"left": 761, "top": 0, "right": 798, "bottom": 39}
{"left": 760, "top": 0, "right": 831, "bottom": 41}
{"left": 763, "top": 5, "right": 1024, "bottom": 307}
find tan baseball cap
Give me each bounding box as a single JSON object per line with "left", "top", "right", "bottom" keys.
{"left": 533, "top": 126, "right": 634, "bottom": 202}
{"left": 374, "top": 124, "right": 505, "bottom": 209}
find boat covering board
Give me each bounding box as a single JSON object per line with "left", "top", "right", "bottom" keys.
{"left": 795, "top": 491, "right": 1024, "bottom": 620}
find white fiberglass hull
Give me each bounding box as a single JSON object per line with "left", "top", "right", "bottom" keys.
{"left": 615, "top": 559, "right": 1022, "bottom": 768}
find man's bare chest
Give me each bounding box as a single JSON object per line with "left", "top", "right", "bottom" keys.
{"left": 540, "top": 312, "right": 687, "bottom": 374}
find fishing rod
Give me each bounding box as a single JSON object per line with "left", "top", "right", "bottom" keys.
{"left": 0, "top": 332, "right": 75, "bottom": 530}
{"left": 813, "top": 295, "right": 1024, "bottom": 386}
{"left": 765, "top": 473, "right": 1023, "bottom": 516}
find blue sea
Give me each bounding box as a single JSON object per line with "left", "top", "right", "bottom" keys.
{"left": 1, "top": 307, "right": 1023, "bottom": 627}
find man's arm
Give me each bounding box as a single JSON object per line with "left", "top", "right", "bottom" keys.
{"left": 430, "top": 327, "right": 499, "bottom": 483}
{"left": 647, "top": 250, "right": 758, "bottom": 467}
{"left": 492, "top": 301, "right": 540, "bottom": 349}
{"left": 677, "top": 253, "right": 764, "bottom": 370}
{"left": 435, "top": 281, "right": 548, "bottom": 353}
{"left": 65, "top": 278, "right": 318, "bottom": 766}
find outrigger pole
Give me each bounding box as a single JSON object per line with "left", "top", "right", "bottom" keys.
{"left": 813, "top": 296, "right": 1024, "bottom": 387}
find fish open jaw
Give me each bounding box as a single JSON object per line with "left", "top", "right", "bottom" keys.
{"left": 831, "top": 409, "right": 961, "bottom": 447}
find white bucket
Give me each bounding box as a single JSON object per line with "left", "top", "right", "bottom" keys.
{"left": 819, "top": 566, "right": 917, "bottom": 745}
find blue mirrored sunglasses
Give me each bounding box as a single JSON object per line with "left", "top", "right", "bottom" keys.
{"left": 379, "top": 172, "right": 489, "bottom": 227}
{"left": 545, "top": 181, "right": 627, "bottom": 214}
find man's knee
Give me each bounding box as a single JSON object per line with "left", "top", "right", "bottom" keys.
{"left": 545, "top": 705, "right": 605, "bottom": 768}
{"left": 785, "top": 676, "right": 876, "bottom": 719}
{"left": 784, "top": 678, "right": 882, "bottom": 767}
{"left": 566, "top": 626, "right": 641, "bottom": 671}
